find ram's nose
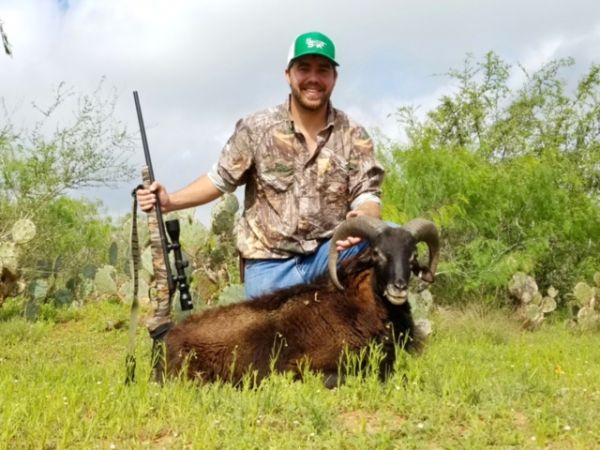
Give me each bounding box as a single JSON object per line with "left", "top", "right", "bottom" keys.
{"left": 384, "top": 282, "right": 409, "bottom": 305}
{"left": 394, "top": 282, "right": 408, "bottom": 291}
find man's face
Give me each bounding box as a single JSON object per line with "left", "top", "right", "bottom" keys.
{"left": 285, "top": 55, "right": 338, "bottom": 112}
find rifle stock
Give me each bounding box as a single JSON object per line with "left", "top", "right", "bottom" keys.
{"left": 132, "top": 91, "right": 193, "bottom": 382}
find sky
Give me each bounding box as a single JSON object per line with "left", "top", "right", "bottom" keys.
{"left": 1, "top": 0, "right": 599, "bottom": 223}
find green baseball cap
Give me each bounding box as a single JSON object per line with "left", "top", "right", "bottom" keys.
{"left": 287, "top": 31, "right": 339, "bottom": 67}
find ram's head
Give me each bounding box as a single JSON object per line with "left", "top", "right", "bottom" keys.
{"left": 328, "top": 216, "right": 440, "bottom": 305}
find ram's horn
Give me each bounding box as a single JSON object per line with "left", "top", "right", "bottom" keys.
{"left": 402, "top": 219, "right": 440, "bottom": 282}
{"left": 328, "top": 216, "right": 387, "bottom": 290}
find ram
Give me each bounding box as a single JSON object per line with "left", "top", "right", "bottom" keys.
{"left": 164, "top": 216, "right": 440, "bottom": 386}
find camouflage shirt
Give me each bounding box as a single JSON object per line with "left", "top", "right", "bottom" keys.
{"left": 208, "top": 98, "right": 384, "bottom": 259}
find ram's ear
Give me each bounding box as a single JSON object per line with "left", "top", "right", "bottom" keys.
{"left": 364, "top": 247, "right": 377, "bottom": 264}
{"left": 410, "top": 254, "right": 421, "bottom": 276}
{"left": 419, "top": 268, "right": 435, "bottom": 283}
{"left": 347, "top": 247, "right": 375, "bottom": 269}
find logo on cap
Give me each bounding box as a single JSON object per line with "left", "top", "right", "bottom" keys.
{"left": 305, "top": 38, "right": 327, "bottom": 49}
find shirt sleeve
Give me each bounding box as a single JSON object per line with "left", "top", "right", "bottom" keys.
{"left": 214, "top": 118, "right": 254, "bottom": 189}
{"left": 207, "top": 163, "right": 236, "bottom": 193}
{"left": 347, "top": 125, "right": 384, "bottom": 208}
{"left": 350, "top": 192, "right": 381, "bottom": 210}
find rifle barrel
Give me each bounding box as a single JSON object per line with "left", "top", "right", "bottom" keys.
{"left": 133, "top": 91, "right": 156, "bottom": 181}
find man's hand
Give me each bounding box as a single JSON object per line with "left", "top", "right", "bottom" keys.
{"left": 335, "top": 203, "right": 382, "bottom": 251}
{"left": 136, "top": 181, "right": 172, "bottom": 213}
{"left": 346, "top": 209, "right": 368, "bottom": 220}
{"left": 335, "top": 209, "right": 367, "bottom": 251}
{"left": 335, "top": 235, "right": 362, "bottom": 251}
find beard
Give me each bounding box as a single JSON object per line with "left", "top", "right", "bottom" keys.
{"left": 290, "top": 83, "right": 332, "bottom": 112}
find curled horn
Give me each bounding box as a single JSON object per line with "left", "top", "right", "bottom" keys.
{"left": 402, "top": 219, "right": 440, "bottom": 282}
{"left": 328, "top": 216, "right": 388, "bottom": 290}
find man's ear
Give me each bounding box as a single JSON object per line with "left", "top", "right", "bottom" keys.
{"left": 284, "top": 67, "right": 291, "bottom": 84}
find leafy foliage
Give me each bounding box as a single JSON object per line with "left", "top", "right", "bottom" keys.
{"left": 0, "top": 81, "right": 134, "bottom": 207}
{"left": 382, "top": 53, "right": 600, "bottom": 303}
{"left": 3, "top": 54, "right": 599, "bottom": 320}
{"left": 0, "top": 83, "right": 135, "bottom": 310}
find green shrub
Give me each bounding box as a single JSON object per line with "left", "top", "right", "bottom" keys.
{"left": 38, "top": 303, "right": 82, "bottom": 323}
{"left": 0, "top": 297, "right": 24, "bottom": 321}
{"left": 382, "top": 145, "right": 600, "bottom": 303}
{"left": 381, "top": 53, "right": 600, "bottom": 304}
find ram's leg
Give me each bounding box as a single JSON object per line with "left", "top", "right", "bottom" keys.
{"left": 323, "top": 372, "right": 343, "bottom": 389}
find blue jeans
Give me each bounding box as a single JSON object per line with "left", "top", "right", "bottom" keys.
{"left": 244, "top": 239, "right": 368, "bottom": 298}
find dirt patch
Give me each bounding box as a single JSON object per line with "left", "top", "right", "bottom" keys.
{"left": 337, "top": 409, "right": 407, "bottom": 434}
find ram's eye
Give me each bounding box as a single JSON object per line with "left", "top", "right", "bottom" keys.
{"left": 409, "top": 251, "right": 420, "bottom": 268}
{"left": 373, "top": 249, "right": 387, "bottom": 262}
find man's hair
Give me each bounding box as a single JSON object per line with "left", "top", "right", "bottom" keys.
{"left": 286, "top": 56, "right": 338, "bottom": 73}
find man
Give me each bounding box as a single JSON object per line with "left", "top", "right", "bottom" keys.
{"left": 137, "top": 31, "right": 384, "bottom": 297}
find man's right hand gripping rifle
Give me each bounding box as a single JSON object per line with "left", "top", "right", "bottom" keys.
{"left": 137, "top": 181, "right": 172, "bottom": 213}
{"left": 137, "top": 175, "right": 224, "bottom": 215}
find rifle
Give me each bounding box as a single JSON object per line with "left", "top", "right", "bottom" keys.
{"left": 126, "top": 91, "right": 193, "bottom": 384}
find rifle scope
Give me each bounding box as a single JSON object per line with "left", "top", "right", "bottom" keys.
{"left": 165, "top": 219, "right": 193, "bottom": 311}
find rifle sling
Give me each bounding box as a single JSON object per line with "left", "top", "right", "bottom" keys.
{"left": 125, "top": 185, "right": 144, "bottom": 384}
{"left": 125, "top": 183, "right": 175, "bottom": 384}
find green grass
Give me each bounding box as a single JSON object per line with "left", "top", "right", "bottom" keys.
{"left": 1, "top": 301, "right": 599, "bottom": 449}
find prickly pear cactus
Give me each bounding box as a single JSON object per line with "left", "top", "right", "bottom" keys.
{"left": 141, "top": 246, "right": 154, "bottom": 276}
{"left": 82, "top": 264, "right": 97, "bottom": 280}
{"left": 542, "top": 287, "right": 559, "bottom": 313}
{"left": 573, "top": 282, "right": 594, "bottom": 307}
{"left": 175, "top": 210, "right": 209, "bottom": 257}
{"left": 23, "top": 278, "right": 49, "bottom": 319}
{"left": 11, "top": 219, "right": 37, "bottom": 244}
{"left": 53, "top": 288, "right": 74, "bottom": 306}
{"left": 78, "top": 278, "right": 95, "bottom": 301}
{"left": 572, "top": 273, "right": 600, "bottom": 330}
{"left": 1, "top": 219, "right": 37, "bottom": 302}
{"left": 408, "top": 289, "right": 434, "bottom": 320}
{"left": 218, "top": 283, "right": 245, "bottom": 305}
{"left": 191, "top": 269, "right": 221, "bottom": 304}
{"left": 28, "top": 278, "right": 49, "bottom": 301}
{"left": 108, "top": 242, "right": 119, "bottom": 267}
{"left": 117, "top": 278, "right": 150, "bottom": 305}
{"left": 94, "top": 265, "right": 118, "bottom": 297}
{"left": 1, "top": 219, "right": 37, "bottom": 273}
{"left": 509, "top": 272, "right": 557, "bottom": 330}
{"left": 407, "top": 286, "right": 435, "bottom": 338}
{"left": 0, "top": 241, "right": 18, "bottom": 274}
{"left": 211, "top": 194, "right": 239, "bottom": 236}
{"left": 508, "top": 272, "right": 538, "bottom": 304}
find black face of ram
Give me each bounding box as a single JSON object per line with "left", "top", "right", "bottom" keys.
{"left": 371, "top": 228, "right": 417, "bottom": 305}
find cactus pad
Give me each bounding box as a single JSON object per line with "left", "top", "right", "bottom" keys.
{"left": 573, "top": 282, "right": 593, "bottom": 306}
{"left": 94, "top": 265, "right": 118, "bottom": 296}
{"left": 0, "top": 241, "right": 18, "bottom": 274}
{"left": 11, "top": 219, "right": 37, "bottom": 244}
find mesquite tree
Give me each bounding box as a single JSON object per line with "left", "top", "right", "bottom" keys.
{"left": 382, "top": 53, "right": 600, "bottom": 302}
{"left": 0, "top": 82, "right": 135, "bottom": 302}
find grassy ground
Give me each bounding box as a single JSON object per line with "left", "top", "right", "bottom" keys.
{"left": 0, "top": 300, "right": 599, "bottom": 449}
